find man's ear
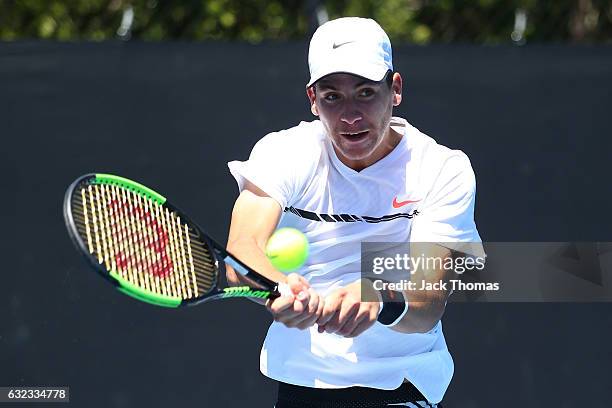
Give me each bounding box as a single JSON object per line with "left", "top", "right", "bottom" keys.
{"left": 306, "top": 86, "right": 319, "bottom": 116}
{"left": 392, "top": 73, "right": 403, "bottom": 106}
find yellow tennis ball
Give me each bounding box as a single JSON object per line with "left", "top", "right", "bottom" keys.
{"left": 265, "top": 228, "right": 309, "bottom": 273}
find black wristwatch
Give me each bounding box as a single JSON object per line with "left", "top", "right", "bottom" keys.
{"left": 366, "top": 279, "right": 409, "bottom": 327}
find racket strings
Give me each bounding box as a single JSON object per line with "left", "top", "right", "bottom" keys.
{"left": 71, "top": 182, "right": 217, "bottom": 300}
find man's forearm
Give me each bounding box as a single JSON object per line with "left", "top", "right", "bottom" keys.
{"left": 389, "top": 292, "right": 447, "bottom": 333}
{"left": 226, "top": 236, "right": 288, "bottom": 304}
{"left": 384, "top": 244, "right": 453, "bottom": 333}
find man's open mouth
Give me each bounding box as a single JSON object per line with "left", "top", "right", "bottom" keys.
{"left": 340, "top": 130, "right": 369, "bottom": 140}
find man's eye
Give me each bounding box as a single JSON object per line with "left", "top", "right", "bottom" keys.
{"left": 359, "top": 88, "right": 374, "bottom": 97}
{"left": 324, "top": 93, "right": 339, "bottom": 101}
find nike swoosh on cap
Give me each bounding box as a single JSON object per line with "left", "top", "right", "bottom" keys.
{"left": 392, "top": 197, "right": 421, "bottom": 208}
{"left": 332, "top": 40, "right": 355, "bottom": 49}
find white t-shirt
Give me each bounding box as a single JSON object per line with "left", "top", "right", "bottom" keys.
{"left": 228, "top": 117, "right": 482, "bottom": 404}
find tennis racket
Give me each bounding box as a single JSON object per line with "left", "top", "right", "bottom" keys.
{"left": 63, "top": 173, "right": 290, "bottom": 307}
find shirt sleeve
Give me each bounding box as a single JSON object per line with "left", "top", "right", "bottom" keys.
{"left": 410, "top": 152, "right": 484, "bottom": 258}
{"left": 227, "top": 128, "right": 317, "bottom": 209}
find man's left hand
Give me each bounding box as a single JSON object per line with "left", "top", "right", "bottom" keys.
{"left": 316, "top": 279, "right": 380, "bottom": 338}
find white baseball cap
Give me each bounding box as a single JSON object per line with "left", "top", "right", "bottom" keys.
{"left": 307, "top": 17, "right": 393, "bottom": 87}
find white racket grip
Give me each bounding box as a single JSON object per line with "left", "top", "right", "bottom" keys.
{"left": 277, "top": 282, "right": 292, "bottom": 297}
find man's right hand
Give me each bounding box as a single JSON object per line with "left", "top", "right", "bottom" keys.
{"left": 266, "top": 273, "right": 324, "bottom": 330}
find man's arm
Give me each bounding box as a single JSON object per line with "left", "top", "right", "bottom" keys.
{"left": 226, "top": 180, "right": 324, "bottom": 329}
{"left": 388, "top": 153, "right": 480, "bottom": 333}
{"left": 226, "top": 180, "right": 286, "bottom": 289}
{"left": 386, "top": 243, "right": 453, "bottom": 334}
{"left": 317, "top": 243, "right": 454, "bottom": 337}
{"left": 319, "top": 153, "right": 481, "bottom": 337}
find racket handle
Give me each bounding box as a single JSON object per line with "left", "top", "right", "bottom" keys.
{"left": 276, "top": 282, "right": 292, "bottom": 298}
{"left": 223, "top": 254, "right": 293, "bottom": 300}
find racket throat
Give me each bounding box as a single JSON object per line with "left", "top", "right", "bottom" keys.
{"left": 223, "top": 255, "right": 288, "bottom": 297}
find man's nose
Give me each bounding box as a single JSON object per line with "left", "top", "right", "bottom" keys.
{"left": 340, "top": 105, "right": 362, "bottom": 125}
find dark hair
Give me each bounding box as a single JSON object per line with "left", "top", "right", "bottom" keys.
{"left": 311, "top": 70, "right": 394, "bottom": 94}
{"left": 384, "top": 70, "right": 394, "bottom": 89}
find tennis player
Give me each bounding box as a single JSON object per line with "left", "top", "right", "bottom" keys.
{"left": 226, "top": 17, "right": 483, "bottom": 407}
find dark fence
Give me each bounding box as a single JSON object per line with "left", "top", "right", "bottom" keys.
{"left": 1, "top": 42, "right": 611, "bottom": 407}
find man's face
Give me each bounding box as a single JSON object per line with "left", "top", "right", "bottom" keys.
{"left": 307, "top": 72, "right": 402, "bottom": 171}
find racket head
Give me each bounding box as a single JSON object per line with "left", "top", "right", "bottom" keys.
{"left": 63, "top": 173, "right": 227, "bottom": 307}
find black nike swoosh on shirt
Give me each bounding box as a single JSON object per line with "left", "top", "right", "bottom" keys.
{"left": 332, "top": 41, "right": 355, "bottom": 49}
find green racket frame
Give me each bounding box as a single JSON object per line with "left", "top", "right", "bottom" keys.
{"left": 63, "top": 173, "right": 285, "bottom": 307}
